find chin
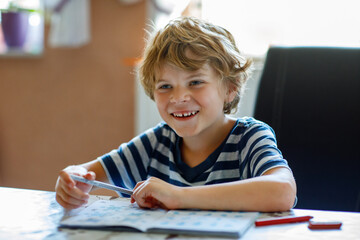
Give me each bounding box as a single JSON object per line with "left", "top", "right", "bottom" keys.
{"left": 165, "top": 118, "right": 202, "bottom": 138}
{"left": 172, "top": 127, "right": 199, "bottom": 138}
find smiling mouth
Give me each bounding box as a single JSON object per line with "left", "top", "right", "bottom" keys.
{"left": 171, "top": 111, "right": 199, "bottom": 118}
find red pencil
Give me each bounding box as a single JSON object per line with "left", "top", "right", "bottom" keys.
{"left": 308, "top": 221, "right": 342, "bottom": 230}
{"left": 255, "top": 215, "right": 313, "bottom": 227}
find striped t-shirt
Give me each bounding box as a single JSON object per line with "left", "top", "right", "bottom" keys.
{"left": 99, "top": 117, "right": 290, "bottom": 196}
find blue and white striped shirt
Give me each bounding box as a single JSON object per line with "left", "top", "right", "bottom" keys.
{"left": 99, "top": 117, "right": 290, "bottom": 196}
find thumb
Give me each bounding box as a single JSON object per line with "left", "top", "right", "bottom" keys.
{"left": 84, "top": 171, "right": 96, "bottom": 181}
{"left": 75, "top": 171, "right": 96, "bottom": 193}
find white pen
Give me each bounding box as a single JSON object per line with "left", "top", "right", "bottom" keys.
{"left": 70, "top": 174, "right": 133, "bottom": 195}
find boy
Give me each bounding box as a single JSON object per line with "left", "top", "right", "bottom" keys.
{"left": 55, "top": 17, "right": 296, "bottom": 212}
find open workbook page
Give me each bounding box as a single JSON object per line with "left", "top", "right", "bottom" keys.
{"left": 60, "top": 199, "right": 259, "bottom": 238}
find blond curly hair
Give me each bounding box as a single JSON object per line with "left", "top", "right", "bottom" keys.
{"left": 138, "top": 17, "right": 252, "bottom": 114}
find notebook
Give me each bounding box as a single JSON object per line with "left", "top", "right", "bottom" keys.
{"left": 60, "top": 198, "right": 259, "bottom": 238}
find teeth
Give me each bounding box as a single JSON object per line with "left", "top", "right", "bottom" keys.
{"left": 173, "top": 111, "right": 198, "bottom": 117}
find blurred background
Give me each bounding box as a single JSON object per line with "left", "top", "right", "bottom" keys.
{"left": 0, "top": 0, "right": 359, "bottom": 194}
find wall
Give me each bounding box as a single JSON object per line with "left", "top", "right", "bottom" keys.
{"left": 0, "top": 0, "right": 146, "bottom": 193}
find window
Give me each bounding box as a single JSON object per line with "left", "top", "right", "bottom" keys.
{"left": 0, "top": 0, "right": 43, "bottom": 56}
{"left": 202, "top": 0, "right": 360, "bottom": 57}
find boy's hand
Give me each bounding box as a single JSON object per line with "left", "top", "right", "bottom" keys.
{"left": 130, "top": 177, "right": 182, "bottom": 210}
{"left": 55, "top": 165, "right": 95, "bottom": 209}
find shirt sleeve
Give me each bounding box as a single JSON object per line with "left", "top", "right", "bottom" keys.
{"left": 241, "top": 120, "right": 291, "bottom": 178}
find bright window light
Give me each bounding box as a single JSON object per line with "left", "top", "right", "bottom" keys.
{"left": 202, "top": 0, "right": 360, "bottom": 57}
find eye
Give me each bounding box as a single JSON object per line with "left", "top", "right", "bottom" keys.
{"left": 158, "top": 84, "right": 172, "bottom": 89}
{"left": 189, "top": 80, "right": 203, "bottom": 86}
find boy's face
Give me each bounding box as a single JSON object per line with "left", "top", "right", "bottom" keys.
{"left": 154, "top": 62, "right": 235, "bottom": 139}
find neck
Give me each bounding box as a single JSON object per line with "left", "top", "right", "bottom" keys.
{"left": 181, "top": 117, "right": 236, "bottom": 158}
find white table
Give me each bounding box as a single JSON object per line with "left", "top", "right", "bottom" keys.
{"left": 0, "top": 187, "right": 359, "bottom": 239}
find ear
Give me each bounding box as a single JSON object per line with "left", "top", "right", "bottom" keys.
{"left": 225, "top": 83, "right": 237, "bottom": 103}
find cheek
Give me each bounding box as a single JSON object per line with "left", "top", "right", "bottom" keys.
{"left": 154, "top": 94, "right": 167, "bottom": 112}
{"left": 197, "top": 88, "right": 226, "bottom": 107}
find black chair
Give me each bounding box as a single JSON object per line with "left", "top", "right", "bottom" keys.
{"left": 254, "top": 46, "right": 360, "bottom": 212}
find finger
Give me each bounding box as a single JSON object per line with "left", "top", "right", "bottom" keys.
{"left": 56, "top": 187, "right": 87, "bottom": 208}
{"left": 139, "top": 196, "right": 165, "bottom": 209}
{"left": 132, "top": 180, "right": 160, "bottom": 208}
{"left": 74, "top": 181, "right": 93, "bottom": 193}
{"left": 57, "top": 192, "right": 88, "bottom": 208}
{"left": 60, "top": 181, "right": 89, "bottom": 201}
{"left": 59, "top": 177, "right": 89, "bottom": 201}
{"left": 59, "top": 170, "right": 76, "bottom": 188}
{"left": 56, "top": 194, "right": 83, "bottom": 209}
{"left": 132, "top": 181, "right": 145, "bottom": 192}
{"left": 131, "top": 190, "right": 149, "bottom": 208}
{"left": 145, "top": 196, "right": 167, "bottom": 209}
{"left": 133, "top": 180, "right": 151, "bottom": 197}
{"left": 136, "top": 198, "right": 153, "bottom": 209}
{"left": 68, "top": 172, "right": 95, "bottom": 193}
{"left": 145, "top": 196, "right": 159, "bottom": 208}
{"left": 133, "top": 191, "right": 159, "bottom": 209}
{"left": 84, "top": 171, "right": 96, "bottom": 180}
{"left": 130, "top": 182, "right": 143, "bottom": 204}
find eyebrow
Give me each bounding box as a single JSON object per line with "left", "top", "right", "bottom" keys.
{"left": 157, "top": 71, "right": 207, "bottom": 83}
{"left": 187, "top": 72, "right": 206, "bottom": 79}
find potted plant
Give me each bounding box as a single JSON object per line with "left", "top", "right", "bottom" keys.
{"left": 0, "top": 2, "right": 38, "bottom": 49}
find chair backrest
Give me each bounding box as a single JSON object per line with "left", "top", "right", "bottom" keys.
{"left": 254, "top": 47, "right": 360, "bottom": 212}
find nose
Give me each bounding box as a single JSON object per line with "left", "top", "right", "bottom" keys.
{"left": 170, "top": 87, "right": 190, "bottom": 103}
